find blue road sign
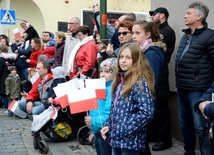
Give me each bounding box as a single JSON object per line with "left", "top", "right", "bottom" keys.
{"left": 0, "top": 9, "right": 16, "bottom": 25}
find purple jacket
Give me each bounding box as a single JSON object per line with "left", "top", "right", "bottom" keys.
{"left": 52, "top": 42, "right": 65, "bottom": 68}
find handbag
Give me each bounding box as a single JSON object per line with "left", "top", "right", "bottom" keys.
{"left": 201, "top": 120, "right": 214, "bottom": 155}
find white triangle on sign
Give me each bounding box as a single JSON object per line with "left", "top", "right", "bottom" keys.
{"left": 1, "top": 11, "right": 15, "bottom": 23}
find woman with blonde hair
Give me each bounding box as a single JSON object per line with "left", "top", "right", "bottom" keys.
{"left": 52, "top": 31, "right": 66, "bottom": 68}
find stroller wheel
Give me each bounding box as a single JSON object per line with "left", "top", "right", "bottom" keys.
{"left": 33, "top": 135, "right": 39, "bottom": 150}
{"left": 38, "top": 140, "right": 49, "bottom": 154}
{"left": 77, "top": 125, "right": 93, "bottom": 145}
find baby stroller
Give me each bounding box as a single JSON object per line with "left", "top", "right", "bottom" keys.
{"left": 32, "top": 68, "right": 96, "bottom": 154}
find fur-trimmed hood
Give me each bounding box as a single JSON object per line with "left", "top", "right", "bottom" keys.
{"left": 151, "top": 40, "right": 167, "bottom": 52}
{"left": 0, "top": 52, "right": 17, "bottom": 60}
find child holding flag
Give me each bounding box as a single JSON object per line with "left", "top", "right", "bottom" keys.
{"left": 44, "top": 66, "right": 66, "bottom": 106}
{"left": 100, "top": 43, "right": 155, "bottom": 154}
{"left": 84, "top": 58, "right": 117, "bottom": 155}
{"left": 5, "top": 66, "right": 21, "bottom": 117}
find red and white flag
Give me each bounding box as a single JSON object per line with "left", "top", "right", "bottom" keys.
{"left": 53, "top": 78, "right": 79, "bottom": 108}
{"left": 54, "top": 95, "right": 69, "bottom": 109}
{"left": 30, "top": 72, "right": 41, "bottom": 87}
{"left": 85, "top": 78, "right": 106, "bottom": 99}
{"left": 8, "top": 100, "right": 18, "bottom": 112}
{"left": 13, "top": 28, "right": 20, "bottom": 38}
{"left": 68, "top": 88, "right": 98, "bottom": 114}
{"left": 50, "top": 104, "right": 58, "bottom": 120}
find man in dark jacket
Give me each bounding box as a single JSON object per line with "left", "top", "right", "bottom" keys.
{"left": 149, "top": 7, "right": 176, "bottom": 151}
{"left": 175, "top": 2, "right": 214, "bottom": 155}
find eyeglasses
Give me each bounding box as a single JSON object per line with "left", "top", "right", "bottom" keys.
{"left": 68, "top": 22, "right": 77, "bottom": 25}
{"left": 117, "top": 31, "right": 132, "bottom": 36}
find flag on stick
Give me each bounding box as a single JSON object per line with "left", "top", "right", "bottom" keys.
{"left": 53, "top": 78, "right": 79, "bottom": 108}
{"left": 8, "top": 99, "right": 18, "bottom": 112}
{"left": 85, "top": 78, "right": 106, "bottom": 99}
{"left": 68, "top": 88, "right": 98, "bottom": 114}
{"left": 30, "top": 72, "right": 41, "bottom": 87}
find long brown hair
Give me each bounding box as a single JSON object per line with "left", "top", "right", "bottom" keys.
{"left": 31, "top": 38, "right": 42, "bottom": 51}
{"left": 134, "top": 20, "right": 160, "bottom": 42}
{"left": 111, "top": 43, "right": 155, "bottom": 99}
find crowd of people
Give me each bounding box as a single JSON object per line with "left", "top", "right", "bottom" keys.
{"left": 0, "top": 1, "right": 214, "bottom": 155}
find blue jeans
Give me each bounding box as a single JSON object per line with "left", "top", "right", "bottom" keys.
{"left": 94, "top": 133, "right": 111, "bottom": 155}
{"left": 18, "top": 100, "right": 46, "bottom": 115}
{"left": 1, "top": 95, "right": 8, "bottom": 109}
{"left": 177, "top": 89, "right": 206, "bottom": 155}
{"left": 112, "top": 148, "right": 139, "bottom": 155}
{"left": 20, "top": 68, "right": 28, "bottom": 91}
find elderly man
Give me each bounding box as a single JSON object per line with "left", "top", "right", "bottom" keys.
{"left": 175, "top": 2, "right": 214, "bottom": 155}
{"left": 62, "top": 17, "right": 80, "bottom": 79}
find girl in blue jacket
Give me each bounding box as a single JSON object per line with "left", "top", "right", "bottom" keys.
{"left": 101, "top": 43, "right": 155, "bottom": 155}
{"left": 85, "top": 58, "right": 117, "bottom": 155}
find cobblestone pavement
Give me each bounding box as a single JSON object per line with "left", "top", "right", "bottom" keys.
{"left": 0, "top": 110, "right": 200, "bottom": 155}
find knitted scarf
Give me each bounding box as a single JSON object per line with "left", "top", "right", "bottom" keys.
{"left": 139, "top": 38, "right": 152, "bottom": 52}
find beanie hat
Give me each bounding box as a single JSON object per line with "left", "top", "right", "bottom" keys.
{"left": 10, "top": 66, "right": 17, "bottom": 72}
{"left": 100, "top": 58, "right": 117, "bottom": 74}
{"left": 52, "top": 66, "right": 65, "bottom": 79}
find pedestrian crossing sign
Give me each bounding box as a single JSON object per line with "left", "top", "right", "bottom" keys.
{"left": 0, "top": 9, "right": 16, "bottom": 25}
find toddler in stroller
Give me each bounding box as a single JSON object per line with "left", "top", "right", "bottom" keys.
{"left": 31, "top": 67, "right": 96, "bottom": 154}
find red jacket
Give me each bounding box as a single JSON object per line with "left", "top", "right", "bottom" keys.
{"left": 70, "top": 40, "right": 98, "bottom": 79}
{"left": 29, "top": 49, "right": 43, "bottom": 67}
{"left": 26, "top": 73, "right": 53, "bottom": 103}
{"left": 43, "top": 46, "right": 55, "bottom": 59}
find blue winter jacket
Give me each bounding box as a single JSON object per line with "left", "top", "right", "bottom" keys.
{"left": 17, "top": 41, "right": 31, "bottom": 69}
{"left": 89, "top": 80, "right": 112, "bottom": 133}
{"left": 105, "top": 75, "right": 155, "bottom": 151}
{"left": 144, "top": 46, "right": 165, "bottom": 90}
{"left": 195, "top": 82, "right": 214, "bottom": 119}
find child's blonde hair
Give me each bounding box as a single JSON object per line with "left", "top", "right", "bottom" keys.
{"left": 112, "top": 43, "right": 155, "bottom": 99}
{"left": 28, "top": 68, "right": 36, "bottom": 81}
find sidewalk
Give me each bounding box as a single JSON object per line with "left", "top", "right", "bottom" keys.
{"left": 0, "top": 111, "right": 198, "bottom": 155}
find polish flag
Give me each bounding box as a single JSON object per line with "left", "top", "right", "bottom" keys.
{"left": 85, "top": 78, "right": 106, "bottom": 99}
{"left": 30, "top": 72, "right": 41, "bottom": 87}
{"left": 13, "top": 28, "right": 20, "bottom": 38}
{"left": 53, "top": 78, "right": 79, "bottom": 108}
{"left": 50, "top": 104, "right": 58, "bottom": 120}
{"left": 54, "top": 95, "right": 69, "bottom": 109}
{"left": 8, "top": 100, "right": 18, "bottom": 112}
{"left": 68, "top": 88, "right": 98, "bottom": 114}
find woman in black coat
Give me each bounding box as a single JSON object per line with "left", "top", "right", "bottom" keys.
{"left": 0, "top": 45, "right": 9, "bottom": 110}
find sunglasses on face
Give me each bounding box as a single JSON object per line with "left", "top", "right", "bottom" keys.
{"left": 117, "top": 31, "right": 132, "bottom": 36}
